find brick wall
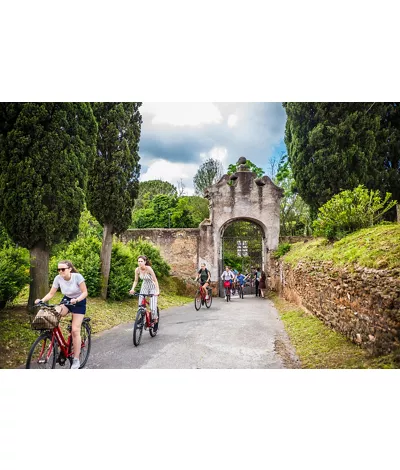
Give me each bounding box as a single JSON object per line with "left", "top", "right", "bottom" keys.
{"left": 121, "top": 228, "right": 200, "bottom": 279}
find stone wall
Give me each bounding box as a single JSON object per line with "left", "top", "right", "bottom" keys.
{"left": 121, "top": 228, "right": 200, "bottom": 279}
{"left": 268, "top": 258, "right": 400, "bottom": 354}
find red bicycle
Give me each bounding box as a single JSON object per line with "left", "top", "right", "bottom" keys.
{"left": 131, "top": 293, "right": 160, "bottom": 347}
{"left": 194, "top": 282, "right": 212, "bottom": 310}
{"left": 223, "top": 281, "right": 231, "bottom": 302}
{"left": 26, "top": 300, "right": 91, "bottom": 369}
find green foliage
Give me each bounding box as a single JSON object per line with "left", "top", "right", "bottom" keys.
{"left": 283, "top": 102, "right": 400, "bottom": 213}
{"left": 0, "top": 102, "right": 97, "bottom": 250}
{"left": 87, "top": 102, "right": 142, "bottom": 235}
{"left": 193, "top": 158, "right": 224, "bottom": 195}
{"left": 272, "top": 243, "right": 291, "bottom": 259}
{"left": 0, "top": 245, "right": 30, "bottom": 306}
{"left": 134, "top": 180, "right": 178, "bottom": 210}
{"left": 108, "top": 242, "right": 136, "bottom": 300}
{"left": 274, "top": 155, "right": 312, "bottom": 236}
{"left": 227, "top": 159, "right": 264, "bottom": 178}
{"left": 78, "top": 208, "right": 103, "bottom": 240}
{"left": 131, "top": 194, "right": 209, "bottom": 228}
{"left": 312, "top": 185, "right": 397, "bottom": 240}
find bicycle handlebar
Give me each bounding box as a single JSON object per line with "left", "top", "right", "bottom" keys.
{"left": 34, "top": 299, "right": 73, "bottom": 308}
{"left": 129, "top": 293, "right": 159, "bottom": 297}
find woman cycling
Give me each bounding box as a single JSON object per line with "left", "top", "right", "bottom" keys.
{"left": 129, "top": 255, "right": 160, "bottom": 329}
{"left": 195, "top": 263, "right": 211, "bottom": 299}
{"left": 35, "top": 260, "right": 88, "bottom": 369}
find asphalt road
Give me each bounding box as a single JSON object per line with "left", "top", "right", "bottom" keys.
{"left": 87, "top": 294, "right": 300, "bottom": 369}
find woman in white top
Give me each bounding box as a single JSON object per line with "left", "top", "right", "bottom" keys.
{"left": 129, "top": 255, "right": 160, "bottom": 325}
{"left": 35, "top": 260, "right": 88, "bottom": 369}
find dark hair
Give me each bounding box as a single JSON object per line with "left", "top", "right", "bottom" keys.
{"left": 138, "top": 255, "right": 151, "bottom": 266}
{"left": 58, "top": 260, "right": 78, "bottom": 273}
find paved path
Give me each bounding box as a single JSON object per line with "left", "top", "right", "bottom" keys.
{"left": 87, "top": 294, "right": 300, "bottom": 369}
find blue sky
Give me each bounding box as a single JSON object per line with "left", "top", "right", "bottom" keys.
{"left": 138, "top": 103, "right": 287, "bottom": 195}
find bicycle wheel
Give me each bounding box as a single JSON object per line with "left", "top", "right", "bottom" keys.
{"left": 78, "top": 322, "right": 91, "bottom": 368}
{"left": 149, "top": 307, "right": 160, "bottom": 337}
{"left": 194, "top": 290, "right": 202, "bottom": 310}
{"left": 205, "top": 292, "right": 212, "bottom": 308}
{"left": 133, "top": 309, "right": 145, "bottom": 346}
{"left": 26, "top": 332, "right": 57, "bottom": 369}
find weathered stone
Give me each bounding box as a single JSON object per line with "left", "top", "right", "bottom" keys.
{"left": 268, "top": 258, "right": 400, "bottom": 354}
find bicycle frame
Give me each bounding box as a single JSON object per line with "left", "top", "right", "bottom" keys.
{"left": 138, "top": 296, "right": 153, "bottom": 328}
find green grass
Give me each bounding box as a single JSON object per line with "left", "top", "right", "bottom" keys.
{"left": 269, "top": 293, "right": 399, "bottom": 369}
{"left": 0, "top": 280, "right": 192, "bottom": 369}
{"left": 283, "top": 223, "right": 400, "bottom": 270}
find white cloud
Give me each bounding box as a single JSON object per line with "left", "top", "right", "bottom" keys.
{"left": 140, "top": 158, "right": 198, "bottom": 195}
{"left": 199, "top": 146, "right": 229, "bottom": 169}
{"left": 141, "top": 102, "right": 223, "bottom": 127}
{"left": 227, "top": 114, "right": 238, "bottom": 127}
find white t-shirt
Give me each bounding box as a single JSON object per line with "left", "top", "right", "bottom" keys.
{"left": 52, "top": 272, "right": 85, "bottom": 298}
{"left": 221, "top": 271, "right": 234, "bottom": 281}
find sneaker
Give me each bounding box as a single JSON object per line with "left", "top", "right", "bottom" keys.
{"left": 71, "top": 358, "right": 80, "bottom": 369}
{"left": 205, "top": 295, "right": 209, "bottom": 300}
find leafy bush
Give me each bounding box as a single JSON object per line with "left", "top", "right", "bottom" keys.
{"left": 49, "top": 236, "right": 102, "bottom": 296}
{"left": 312, "top": 185, "right": 397, "bottom": 241}
{"left": 0, "top": 246, "right": 30, "bottom": 307}
{"left": 108, "top": 241, "right": 136, "bottom": 300}
{"left": 272, "top": 243, "right": 291, "bottom": 259}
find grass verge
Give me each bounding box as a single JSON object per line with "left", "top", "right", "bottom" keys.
{"left": 269, "top": 292, "right": 399, "bottom": 369}
{"left": 0, "top": 281, "right": 192, "bottom": 369}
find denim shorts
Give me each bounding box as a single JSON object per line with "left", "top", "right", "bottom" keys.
{"left": 62, "top": 296, "right": 86, "bottom": 314}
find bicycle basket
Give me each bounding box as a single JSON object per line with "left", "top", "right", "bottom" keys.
{"left": 31, "top": 307, "right": 61, "bottom": 330}
{"left": 223, "top": 281, "right": 231, "bottom": 288}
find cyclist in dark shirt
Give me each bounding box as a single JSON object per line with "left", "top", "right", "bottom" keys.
{"left": 195, "top": 263, "right": 211, "bottom": 299}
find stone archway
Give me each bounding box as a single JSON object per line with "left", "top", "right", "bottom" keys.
{"left": 197, "top": 157, "right": 283, "bottom": 296}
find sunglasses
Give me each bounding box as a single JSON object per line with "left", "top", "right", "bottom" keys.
{"left": 57, "top": 267, "right": 69, "bottom": 272}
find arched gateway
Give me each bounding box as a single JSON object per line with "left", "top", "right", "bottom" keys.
{"left": 198, "top": 157, "right": 283, "bottom": 296}
{"left": 121, "top": 157, "right": 283, "bottom": 296}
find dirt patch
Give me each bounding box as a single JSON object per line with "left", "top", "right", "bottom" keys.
{"left": 274, "top": 335, "right": 302, "bottom": 369}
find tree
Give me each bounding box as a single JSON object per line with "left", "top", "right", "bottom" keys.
{"left": 134, "top": 180, "right": 177, "bottom": 210}
{"left": 283, "top": 102, "right": 400, "bottom": 214}
{"left": 274, "top": 155, "right": 311, "bottom": 236}
{"left": 131, "top": 195, "right": 208, "bottom": 228}
{"left": 193, "top": 158, "right": 224, "bottom": 195}
{"left": 227, "top": 159, "right": 264, "bottom": 178}
{"left": 0, "top": 103, "right": 97, "bottom": 308}
{"left": 87, "top": 102, "right": 142, "bottom": 299}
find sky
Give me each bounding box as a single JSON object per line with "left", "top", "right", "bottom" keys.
{"left": 138, "top": 102, "right": 287, "bottom": 195}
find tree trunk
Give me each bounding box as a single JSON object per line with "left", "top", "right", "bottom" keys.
{"left": 100, "top": 223, "right": 114, "bottom": 300}
{"left": 397, "top": 204, "right": 400, "bottom": 224}
{"left": 28, "top": 241, "right": 50, "bottom": 313}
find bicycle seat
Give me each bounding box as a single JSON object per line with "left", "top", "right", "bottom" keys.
{"left": 83, "top": 317, "right": 91, "bottom": 323}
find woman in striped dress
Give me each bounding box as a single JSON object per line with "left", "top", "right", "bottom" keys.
{"left": 130, "top": 255, "right": 160, "bottom": 324}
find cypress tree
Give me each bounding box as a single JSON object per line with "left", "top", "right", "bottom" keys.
{"left": 87, "top": 103, "right": 142, "bottom": 299}
{"left": 0, "top": 103, "right": 97, "bottom": 308}
{"left": 283, "top": 102, "right": 400, "bottom": 214}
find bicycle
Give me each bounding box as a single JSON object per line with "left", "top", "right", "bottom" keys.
{"left": 131, "top": 293, "right": 160, "bottom": 347}
{"left": 26, "top": 300, "right": 91, "bottom": 369}
{"left": 194, "top": 282, "right": 212, "bottom": 310}
{"left": 223, "top": 281, "right": 231, "bottom": 302}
